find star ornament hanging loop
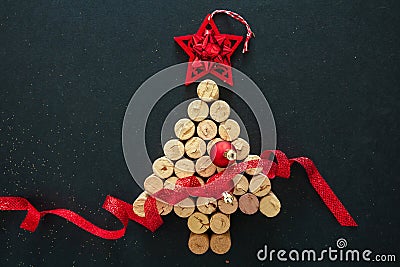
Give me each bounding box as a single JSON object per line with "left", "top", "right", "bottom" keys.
{"left": 174, "top": 11, "right": 254, "bottom": 86}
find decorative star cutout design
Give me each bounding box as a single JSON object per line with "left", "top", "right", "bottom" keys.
{"left": 174, "top": 14, "right": 243, "bottom": 86}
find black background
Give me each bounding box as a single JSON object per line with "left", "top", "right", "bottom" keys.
{"left": 1, "top": 1, "right": 399, "bottom": 266}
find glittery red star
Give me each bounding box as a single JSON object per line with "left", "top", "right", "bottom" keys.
{"left": 174, "top": 14, "right": 243, "bottom": 86}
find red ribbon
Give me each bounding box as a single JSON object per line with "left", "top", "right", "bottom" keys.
{"left": 261, "top": 150, "right": 358, "bottom": 226}
{"left": 0, "top": 195, "right": 162, "bottom": 239}
{"left": 0, "top": 150, "right": 357, "bottom": 240}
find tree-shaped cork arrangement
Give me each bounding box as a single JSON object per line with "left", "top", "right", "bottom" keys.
{"left": 132, "top": 79, "right": 281, "bottom": 255}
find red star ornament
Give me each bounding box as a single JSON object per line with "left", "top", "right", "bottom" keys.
{"left": 174, "top": 14, "right": 243, "bottom": 86}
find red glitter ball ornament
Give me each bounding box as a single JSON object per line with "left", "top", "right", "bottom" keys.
{"left": 210, "top": 141, "right": 237, "bottom": 168}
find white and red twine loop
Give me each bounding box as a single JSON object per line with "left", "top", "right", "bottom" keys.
{"left": 209, "top": 9, "right": 255, "bottom": 53}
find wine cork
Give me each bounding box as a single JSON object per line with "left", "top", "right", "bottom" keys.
{"left": 207, "top": 138, "right": 223, "bottom": 155}
{"left": 196, "top": 176, "right": 205, "bottom": 186}
{"left": 143, "top": 174, "right": 164, "bottom": 195}
{"left": 163, "top": 139, "right": 185, "bottom": 160}
{"left": 210, "top": 212, "right": 230, "bottom": 234}
{"left": 219, "top": 119, "right": 240, "bottom": 141}
{"left": 217, "top": 195, "right": 238, "bottom": 214}
{"left": 174, "top": 198, "right": 195, "bottom": 218}
{"left": 259, "top": 192, "right": 281, "bottom": 217}
{"left": 132, "top": 192, "right": 148, "bottom": 217}
{"left": 152, "top": 157, "right": 174, "bottom": 179}
{"left": 174, "top": 118, "right": 195, "bottom": 140}
{"left": 187, "top": 100, "right": 209, "bottom": 122}
{"left": 232, "top": 174, "right": 249, "bottom": 196}
{"left": 216, "top": 161, "right": 236, "bottom": 173}
{"left": 196, "top": 197, "right": 217, "bottom": 214}
{"left": 174, "top": 158, "right": 195, "bottom": 178}
{"left": 156, "top": 199, "right": 173, "bottom": 215}
{"left": 187, "top": 212, "right": 210, "bottom": 234}
{"left": 197, "top": 119, "right": 217, "bottom": 140}
{"left": 244, "top": 155, "right": 263, "bottom": 175}
{"left": 216, "top": 166, "right": 224, "bottom": 173}
{"left": 232, "top": 138, "right": 250, "bottom": 160}
{"left": 216, "top": 166, "right": 226, "bottom": 173}
{"left": 210, "top": 232, "right": 231, "bottom": 255}
{"left": 163, "top": 176, "right": 178, "bottom": 190}
{"left": 197, "top": 79, "right": 219, "bottom": 102}
{"left": 185, "top": 137, "right": 206, "bottom": 159}
{"left": 249, "top": 173, "right": 271, "bottom": 197}
{"left": 209, "top": 100, "right": 230, "bottom": 122}
{"left": 195, "top": 156, "right": 217, "bottom": 178}
{"left": 238, "top": 193, "right": 259, "bottom": 215}
{"left": 188, "top": 233, "right": 209, "bottom": 255}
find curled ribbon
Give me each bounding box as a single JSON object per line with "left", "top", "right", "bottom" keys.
{"left": 0, "top": 150, "right": 357, "bottom": 240}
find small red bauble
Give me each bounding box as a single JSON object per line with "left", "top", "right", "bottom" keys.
{"left": 210, "top": 141, "right": 237, "bottom": 168}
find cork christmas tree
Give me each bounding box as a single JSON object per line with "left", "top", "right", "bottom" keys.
{"left": 131, "top": 79, "right": 281, "bottom": 255}
{"left": 0, "top": 10, "right": 358, "bottom": 255}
